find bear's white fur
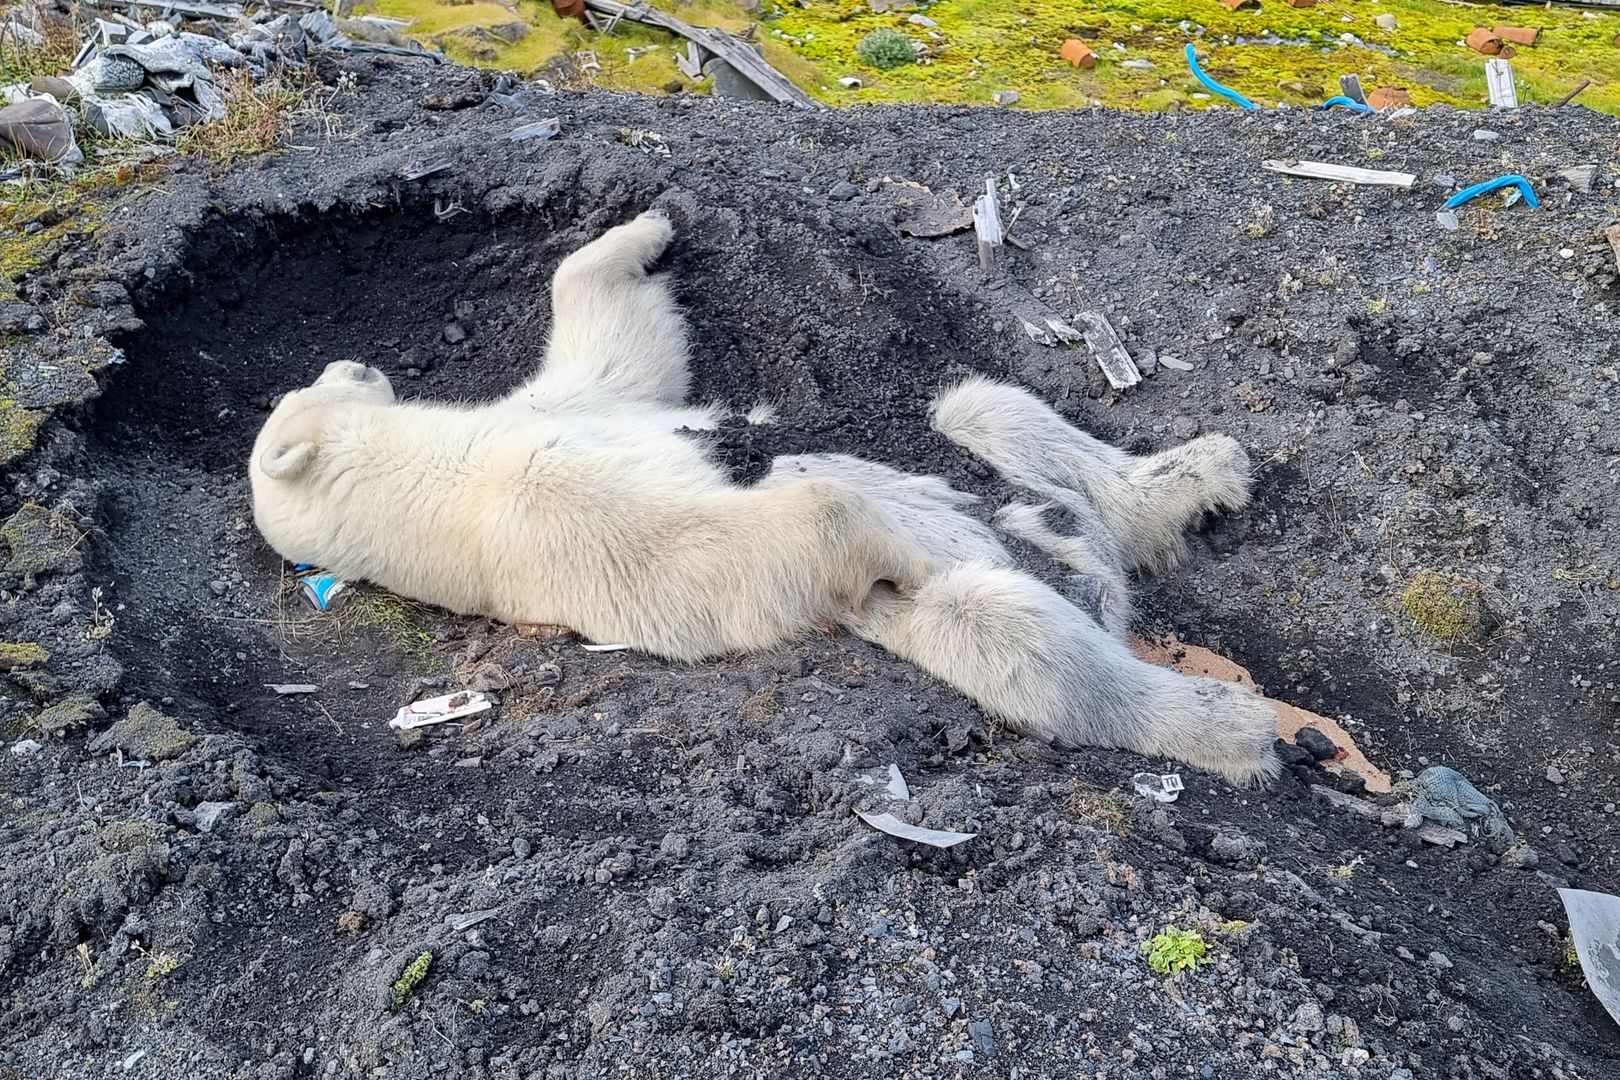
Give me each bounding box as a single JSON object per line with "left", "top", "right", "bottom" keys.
{"left": 250, "top": 210, "right": 1279, "bottom": 784}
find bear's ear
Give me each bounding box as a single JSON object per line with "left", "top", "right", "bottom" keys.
{"left": 259, "top": 440, "right": 317, "bottom": 480}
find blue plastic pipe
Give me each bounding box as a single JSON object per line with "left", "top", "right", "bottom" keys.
{"left": 1443, "top": 174, "right": 1539, "bottom": 210}
{"left": 1319, "top": 95, "right": 1374, "bottom": 114}
{"left": 1184, "top": 44, "right": 1258, "bottom": 110}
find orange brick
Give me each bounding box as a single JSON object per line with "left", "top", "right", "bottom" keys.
{"left": 1219, "top": 0, "right": 1260, "bottom": 10}
{"left": 1466, "top": 27, "right": 1502, "bottom": 55}
{"left": 1286, "top": 0, "right": 1315, "bottom": 8}
{"left": 1499, "top": 44, "right": 1517, "bottom": 59}
{"left": 1494, "top": 25, "right": 1539, "bottom": 47}
{"left": 1060, "top": 38, "right": 1097, "bottom": 68}
{"left": 1366, "top": 86, "right": 1411, "bottom": 109}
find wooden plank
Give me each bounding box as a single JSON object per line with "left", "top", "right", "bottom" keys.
{"left": 582, "top": 0, "right": 818, "bottom": 108}
{"left": 1337, "top": 73, "right": 1365, "bottom": 105}
{"left": 1261, "top": 159, "right": 1417, "bottom": 188}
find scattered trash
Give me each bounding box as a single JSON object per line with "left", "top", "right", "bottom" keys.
{"left": 1484, "top": 58, "right": 1518, "bottom": 108}
{"left": 121, "top": 1050, "right": 147, "bottom": 1071}
{"left": 266, "top": 683, "right": 318, "bottom": 695}
{"left": 1603, "top": 224, "right": 1620, "bottom": 272}
{"left": 973, "top": 177, "right": 1003, "bottom": 273}
{"left": 293, "top": 564, "right": 349, "bottom": 610}
{"left": 1262, "top": 159, "right": 1416, "bottom": 188}
{"left": 113, "top": 748, "right": 151, "bottom": 770}
{"left": 580, "top": 642, "right": 630, "bottom": 652}
{"left": 1131, "top": 772, "right": 1184, "bottom": 803}
{"left": 890, "top": 182, "right": 974, "bottom": 238}
{"left": 398, "top": 161, "right": 454, "bottom": 182}
{"left": 1075, "top": 310, "right": 1142, "bottom": 391}
{"left": 507, "top": 117, "right": 561, "bottom": 142}
{"left": 388, "top": 691, "right": 493, "bottom": 731}
{"left": 192, "top": 801, "right": 235, "bottom": 833}
{"left": 1374, "top": 13, "right": 1397, "bottom": 30}
{"left": 1060, "top": 38, "right": 1096, "bottom": 69}
{"left": 1184, "top": 44, "right": 1257, "bottom": 111}
{"left": 1472, "top": 128, "right": 1501, "bottom": 142}
{"left": 9, "top": 739, "right": 42, "bottom": 756}
{"left": 0, "top": 98, "right": 82, "bottom": 165}
{"left": 856, "top": 811, "right": 975, "bottom": 849}
{"left": 1337, "top": 73, "right": 1367, "bottom": 105}
{"left": 1407, "top": 766, "right": 1515, "bottom": 849}
{"left": 1366, "top": 87, "right": 1411, "bottom": 110}
{"left": 1444, "top": 174, "right": 1538, "bottom": 211}
{"left": 1119, "top": 58, "right": 1156, "bottom": 70}
{"left": 1558, "top": 888, "right": 1620, "bottom": 1027}
{"left": 1435, "top": 209, "right": 1460, "bottom": 231}
{"left": 1157, "top": 354, "right": 1193, "bottom": 372}
{"left": 1319, "top": 95, "right": 1373, "bottom": 114}
{"left": 618, "top": 127, "right": 670, "bottom": 157}
{"left": 1493, "top": 26, "right": 1540, "bottom": 48}
{"left": 1465, "top": 28, "right": 1503, "bottom": 56}
{"left": 445, "top": 908, "right": 500, "bottom": 932}
{"left": 837, "top": 76, "right": 863, "bottom": 89}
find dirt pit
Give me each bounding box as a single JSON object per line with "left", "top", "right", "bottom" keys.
{"left": 2, "top": 62, "right": 1618, "bottom": 1079}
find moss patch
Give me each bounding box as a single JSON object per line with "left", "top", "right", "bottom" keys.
{"left": 1400, "top": 570, "right": 1484, "bottom": 640}
{"left": 86, "top": 701, "right": 198, "bottom": 762}
{"left": 0, "top": 641, "right": 50, "bottom": 670}
{"left": 0, "top": 502, "right": 83, "bottom": 575}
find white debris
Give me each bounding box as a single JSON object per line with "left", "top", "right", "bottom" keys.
{"left": 389, "top": 691, "right": 493, "bottom": 730}
{"left": 266, "top": 683, "right": 319, "bottom": 695}
{"left": 9, "top": 739, "right": 42, "bottom": 756}
{"left": 1132, "top": 772, "right": 1185, "bottom": 803}
{"left": 856, "top": 811, "right": 976, "bottom": 849}
{"left": 1261, "top": 159, "right": 1417, "bottom": 188}
{"left": 1157, "top": 354, "right": 1193, "bottom": 372}
{"left": 445, "top": 908, "right": 500, "bottom": 931}
{"left": 1558, "top": 888, "right": 1620, "bottom": 1027}
{"left": 581, "top": 642, "right": 630, "bottom": 652}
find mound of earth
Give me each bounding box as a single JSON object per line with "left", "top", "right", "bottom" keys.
{"left": 0, "top": 57, "right": 1616, "bottom": 1079}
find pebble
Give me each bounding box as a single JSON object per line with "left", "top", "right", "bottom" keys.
{"left": 208, "top": 580, "right": 228, "bottom": 597}
{"left": 1290, "top": 1001, "right": 1325, "bottom": 1034}
{"left": 1472, "top": 129, "right": 1500, "bottom": 142}
{"left": 1545, "top": 765, "right": 1565, "bottom": 785}
{"left": 1428, "top": 951, "right": 1453, "bottom": 970}
{"left": 967, "top": 1019, "right": 998, "bottom": 1059}
{"left": 443, "top": 322, "right": 467, "bottom": 344}
{"left": 1293, "top": 726, "right": 1339, "bottom": 761}
{"left": 828, "top": 180, "right": 860, "bottom": 202}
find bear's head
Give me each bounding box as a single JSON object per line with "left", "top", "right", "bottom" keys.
{"left": 252, "top": 361, "right": 396, "bottom": 482}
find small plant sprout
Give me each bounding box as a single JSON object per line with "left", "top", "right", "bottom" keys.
{"left": 1146, "top": 927, "right": 1210, "bottom": 975}
{"left": 393, "top": 951, "right": 433, "bottom": 1007}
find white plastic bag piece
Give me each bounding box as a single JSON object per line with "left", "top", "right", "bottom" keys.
{"left": 389, "top": 691, "right": 492, "bottom": 731}
{"left": 1132, "top": 771, "right": 1184, "bottom": 803}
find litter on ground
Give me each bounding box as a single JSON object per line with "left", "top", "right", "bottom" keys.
{"left": 389, "top": 691, "right": 494, "bottom": 730}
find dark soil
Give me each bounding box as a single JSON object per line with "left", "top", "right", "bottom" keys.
{"left": 1, "top": 57, "right": 1618, "bottom": 1079}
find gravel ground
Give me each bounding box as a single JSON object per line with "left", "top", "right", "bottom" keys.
{"left": 1, "top": 58, "right": 1617, "bottom": 1079}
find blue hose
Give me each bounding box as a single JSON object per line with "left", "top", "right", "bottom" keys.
{"left": 1184, "top": 44, "right": 1258, "bottom": 110}
{"left": 1319, "top": 95, "right": 1374, "bottom": 114}
{"left": 1443, "top": 174, "right": 1539, "bottom": 210}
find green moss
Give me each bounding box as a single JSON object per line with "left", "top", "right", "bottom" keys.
{"left": 1400, "top": 571, "right": 1484, "bottom": 640}
{"left": 1, "top": 502, "right": 81, "bottom": 575}
{"left": 393, "top": 951, "right": 433, "bottom": 1006}
{"left": 0, "top": 641, "right": 49, "bottom": 670}
{"left": 0, "top": 401, "right": 44, "bottom": 465}
{"left": 244, "top": 802, "right": 282, "bottom": 836}
{"left": 1145, "top": 926, "right": 1209, "bottom": 975}
{"left": 348, "top": 588, "right": 437, "bottom": 656}
{"left": 86, "top": 702, "right": 198, "bottom": 762}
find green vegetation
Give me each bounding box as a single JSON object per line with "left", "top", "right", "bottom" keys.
{"left": 856, "top": 27, "right": 917, "bottom": 70}
{"left": 1400, "top": 571, "right": 1484, "bottom": 640}
{"left": 1145, "top": 926, "right": 1210, "bottom": 974}
{"left": 352, "top": 0, "right": 1620, "bottom": 114}
{"left": 393, "top": 951, "right": 434, "bottom": 1006}
{"left": 0, "top": 641, "right": 49, "bottom": 670}
{"left": 347, "top": 587, "right": 437, "bottom": 655}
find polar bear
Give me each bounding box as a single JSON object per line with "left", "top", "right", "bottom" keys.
{"left": 250, "top": 365, "right": 934, "bottom": 663}
{"left": 250, "top": 210, "right": 1278, "bottom": 784}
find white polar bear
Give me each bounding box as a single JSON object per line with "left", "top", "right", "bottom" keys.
{"left": 250, "top": 210, "right": 1279, "bottom": 784}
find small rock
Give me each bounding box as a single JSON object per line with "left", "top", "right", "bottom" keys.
{"left": 907, "top": 13, "right": 936, "bottom": 26}
{"left": 1294, "top": 726, "right": 1339, "bottom": 761}
{"left": 828, "top": 180, "right": 860, "bottom": 201}
{"left": 837, "top": 76, "right": 862, "bottom": 89}
{"left": 208, "top": 580, "right": 229, "bottom": 597}
{"left": 1290, "top": 1001, "right": 1325, "bottom": 1034}
{"left": 512, "top": 837, "right": 532, "bottom": 860}
{"left": 1473, "top": 129, "right": 1501, "bottom": 142}
{"left": 443, "top": 323, "right": 467, "bottom": 345}
{"left": 992, "top": 90, "right": 1019, "bottom": 107}
{"left": 967, "top": 1019, "right": 998, "bottom": 1059}
{"left": 1428, "top": 951, "right": 1453, "bottom": 970}
{"left": 1374, "top": 13, "right": 1396, "bottom": 29}
{"left": 1545, "top": 765, "right": 1565, "bottom": 785}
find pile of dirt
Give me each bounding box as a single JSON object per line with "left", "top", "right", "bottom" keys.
{"left": 0, "top": 57, "right": 1616, "bottom": 1078}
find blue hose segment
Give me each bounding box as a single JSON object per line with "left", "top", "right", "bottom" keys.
{"left": 1185, "top": 44, "right": 1258, "bottom": 110}
{"left": 1443, "top": 175, "right": 1539, "bottom": 210}
{"left": 1319, "top": 95, "right": 1374, "bottom": 113}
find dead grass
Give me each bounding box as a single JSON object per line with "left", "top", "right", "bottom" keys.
{"left": 174, "top": 66, "right": 330, "bottom": 165}
{"left": 0, "top": 6, "right": 77, "bottom": 86}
